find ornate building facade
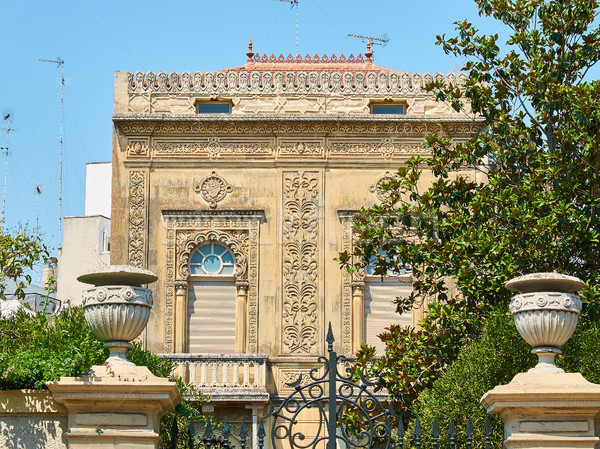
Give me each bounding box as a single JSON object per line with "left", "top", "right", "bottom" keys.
{"left": 111, "top": 42, "right": 478, "bottom": 441}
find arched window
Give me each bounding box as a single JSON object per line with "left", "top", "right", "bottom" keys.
{"left": 189, "top": 242, "right": 235, "bottom": 276}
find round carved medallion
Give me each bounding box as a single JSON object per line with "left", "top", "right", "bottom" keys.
{"left": 369, "top": 171, "right": 394, "bottom": 202}
{"left": 194, "top": 171, "right": 233, "bottom": 208}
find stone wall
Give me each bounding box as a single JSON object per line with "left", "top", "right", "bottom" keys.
{"left": 0, "top": 390, "right": 67, "bottom": 449}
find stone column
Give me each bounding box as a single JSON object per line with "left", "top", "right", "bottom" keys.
{"left": 351, "top": 281, "right": 364, "bottom": 352}
{"left": 236, "top": 280, "right": 249, "bottom": 353}
{"left": 174, "top": 280, "right": 188, "bottom": 353}
{"left": 481, "top": 272, "right": 600, "bottom": 449}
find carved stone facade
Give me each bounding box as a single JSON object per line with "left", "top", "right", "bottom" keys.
{"left": 111, "top": 47, "right": 481, "bottom": 420}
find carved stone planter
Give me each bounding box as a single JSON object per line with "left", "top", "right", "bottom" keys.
{"left": 78, "top": 265, "right": 158, "bottom": 366}
{"left": 506, "top": 272, "right": 585, "bottom": 373}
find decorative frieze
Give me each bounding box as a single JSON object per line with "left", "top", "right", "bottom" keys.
{"left": 282, "top": 171, "right": 320, "bottom": 354}
{"left": 115, "top": 118, "right": 480, "bottom": 139}
{"left": 127, "top": 70, "right": 466, "bottom": 96}
{"left": 328, "top": 140, "right": 429, "bottom": 159}
{"left": 153, "top": 138, "right": 274, "bottom": 158}
{"left": 128, "top": 170, "right": 147, "bottom": 268}
{"left": 278, "top": 139, "right": 324, "bottom": 157}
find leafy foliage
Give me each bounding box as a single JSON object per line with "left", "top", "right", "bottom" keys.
{"left": 340, "top": 0, "right": 600, "bottom": 408}
{"left": 0, "top": 226, "right": 49, "bottom": 301}
{"left": 0, "top": 307, "right": 106, "bottom": 389}
{"left": 0, "top": 306, "right": 208, "bottom": 448}
{"left": 413, "top": 312, "right": 600, "bottom": 448}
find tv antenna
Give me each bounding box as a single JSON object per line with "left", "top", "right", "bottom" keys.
{"left": 274, "top": 0, "right": 300, "bottom": 56}
{"left": 34, "top": 183, "right": 43, "bottom": 233}
{"left": 1, "top": 111, "right": 13, "bottom": 221}
{"left": 348, "top": 33, "right": 390, "bottom": 47}
{"left": 40, "top": 57, "right": 65, "bottom": 244}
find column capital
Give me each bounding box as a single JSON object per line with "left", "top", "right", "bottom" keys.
{"left": 174, "top": 280, "right": 187, "bottom": 293}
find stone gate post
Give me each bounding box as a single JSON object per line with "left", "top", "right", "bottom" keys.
{"left": 481, "top": 273, "right": 600, "bottom": 449}
{"left": 47, "top": 266, "right": 180, "bottom": 449}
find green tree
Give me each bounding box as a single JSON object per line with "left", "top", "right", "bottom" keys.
{"left": 0, "top": 225, "right": 49, "bottom": 301}
{"left": 340, "top": 0, "right": 600, "bottom": 409}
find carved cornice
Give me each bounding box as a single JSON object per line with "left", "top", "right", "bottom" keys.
{"left": 126, "top": 70, "right": 466, "bottom": 96}
{"left": 114, "top": 114, "right": 480, "bottom": 137}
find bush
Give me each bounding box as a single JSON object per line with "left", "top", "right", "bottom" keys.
{"left": 412, "top": 312, "right": 600, "bottom": 448}
{"left": 0, "top": 307, "right": 107, "bottom": 389}
{"left": 0, "top": 305, "right": 209, "bottom": 448}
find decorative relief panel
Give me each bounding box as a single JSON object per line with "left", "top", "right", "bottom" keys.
{"left": 128, "top": 170, "right": 147, "bottom": 268}
{"left": 278, "top": 139, "right": 324, "bottom": 158}
{"left": 163, "top": 211, "right": 262, "bottom": 353}
{"left": 278, "top": 369, "right": 313, "bottom": 393}
{"left": 370, "top": 172, "right": 395, "bottom": 202}
{"left": 282, "top": 171, "right": 320, "bottom": 354}
{"left": 328, "top": 139, "right": 429, "bottom": 160}
{"left": 126, "top": 139, "right": 149, "bottom": 157}
{"left": 195, "top": 171, "right": 233, "bottom": 208}
{"left": 153, "top": 138, "right": 274, "bottom": 158}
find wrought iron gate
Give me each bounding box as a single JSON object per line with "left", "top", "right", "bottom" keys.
{"left": 265, "top": 323, "right": 397, "bottom": 449}
{"left": 169, "top": 324, "right": 495, "bottom": 449}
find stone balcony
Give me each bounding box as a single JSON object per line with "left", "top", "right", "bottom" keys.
{"left": 160, "top": 353, "right": 269, "bottom": 402}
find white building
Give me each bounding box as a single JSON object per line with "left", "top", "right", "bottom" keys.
{"left": 55, "top": 162, "right": 111, "bottom": 306}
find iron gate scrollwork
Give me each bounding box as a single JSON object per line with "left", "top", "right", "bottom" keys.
{"left": 267, "top": 323, "right": 397, "bottom": 449}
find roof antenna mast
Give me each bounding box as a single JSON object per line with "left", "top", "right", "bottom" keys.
{"left": 39, "top": 57, "right": 65, "bottom": 244}
{"left": 0, "top": 112, "right": 13, "bottom": 223}
{"left": 348, "top": 33, "right": 390, "bottom": 60}
{"left": 274, "top": 0, "right": 300, "bottom": 56}
{"left": 34, "top": 183, "right": 43, "bottom": 234}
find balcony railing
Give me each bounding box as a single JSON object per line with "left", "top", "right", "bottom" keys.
{"left": 159, "top": 353, "right": 269, "bottom": 402}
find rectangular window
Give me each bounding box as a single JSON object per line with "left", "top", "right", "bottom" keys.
{"left": 370, "top": 103, "right": 405, "bottom": 115}
{"left": 196, "top": 102, "right": 232, "bottom": 114}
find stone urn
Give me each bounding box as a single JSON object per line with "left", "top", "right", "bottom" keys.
{"left": 506, "top": 272, "right": 586, "bottom": 373}
{"left": 78, "top": 265, "right": 158, "bottom": 366}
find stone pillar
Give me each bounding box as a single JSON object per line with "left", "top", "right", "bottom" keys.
{"left": 48, "top": 265, "right": 182, "bottom": 449}
{"left": 481, "top": 372, "right": 600, "bottom": 449}
{"left": 236, "top": 280, "right": 249, "bottom": 353}
{"left": 174, "top": 280, "right": 188, "bottom": 353}
{"left": 48, "top": 365, "right": 180, "bottom": 449}
{"left": 351, "top": 282, "right": 364, "bottom": 352}
{"left": 481, "top": 272, "right": 600, "bottom": 449}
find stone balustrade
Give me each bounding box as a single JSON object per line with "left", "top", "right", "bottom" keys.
{"left": 160, "top": 353, "right": 270, "bottom": 402}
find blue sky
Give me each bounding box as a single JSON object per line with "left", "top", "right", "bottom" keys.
{"left": 1, "top": 0, "right": 496, "bottom": 268}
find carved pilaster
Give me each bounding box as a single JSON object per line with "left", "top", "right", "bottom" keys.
{"left": 352, "top": 282, "right": 365, "bottom": 352}
{"left": 338, "top": 211, "right": 357, "bottom": 354}
{"left": 282, "top": 171, "right": 320, "bottom": 354}
{"left": 236, "top": 281, "right": 249, "bottom": 353}
{"left": 128, "top": 170, "right": 148, "bottom": 268}
{"left": 174, "top": 280, "right": 188, "bottom": 353}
